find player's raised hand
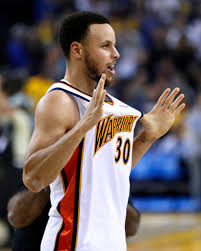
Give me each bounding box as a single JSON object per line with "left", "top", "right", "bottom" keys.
{"left": 140, "top": 88, "right": 185, "bottom": 142}
{"left": 82, "top": 74, "right": 106, "bottom": 130}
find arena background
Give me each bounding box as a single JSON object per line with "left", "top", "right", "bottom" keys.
{"left": 0, "top": 0, "right": 200, "bottom": 250}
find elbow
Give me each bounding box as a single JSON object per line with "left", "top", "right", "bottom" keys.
{"left": 7, "top": 200, "right": 29, "bottom": 228}
{"left": 23, "top": 174, "right": 42, "bottom": 193}
{"left": 125, "top": 217, "right": 140, "bottom": 237}
{"left": 7, "top": 210, "right": 17, "bottom": 228}
{"left": 128, "top": 213, "right": 141, "bottom": 236}
{"left": 7, "top": 211, "right": 24, "bottom": 228}
{"left": 126, "top": 225, "right": 139, "bottom": 237}
{"left": 8, "top": 210, "right": 33, "bottom": 228}
{"left": 125, "top": 205, "right": 141, "bottom": 237}
{"left": 23, "top": 164, "right": 43, "bottom": 193}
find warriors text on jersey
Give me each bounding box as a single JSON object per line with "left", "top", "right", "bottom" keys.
{"left": 41, "top": 80, "right": 142, "bottom": 251}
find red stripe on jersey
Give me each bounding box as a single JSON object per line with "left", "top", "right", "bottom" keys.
{"left": 55, "top": 139, "right": 84, "bottom": 251}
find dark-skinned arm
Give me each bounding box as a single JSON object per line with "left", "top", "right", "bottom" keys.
{"left": 125, "top": 204, "right": 141, "bottom": 237}
{"left": 7, "top": 187, "right": 50, "bottom": 228}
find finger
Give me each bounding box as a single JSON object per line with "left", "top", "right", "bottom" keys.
{"left": 99, "top": 90, "right": 106, "bottom": 107}
{"left": 169, "top": 93, "right": 184, "bottom": 112}
{"left": 173, "top": 103, "right": 185, "bottom": 117}
{"left": 163, "top": 88, "right": 180, "bottom": 109}
{"left": 155, "top": 88, "right": 171, "bottom": 108}
{"left": 94, "top": 74, "right": 106, "bottom": 98}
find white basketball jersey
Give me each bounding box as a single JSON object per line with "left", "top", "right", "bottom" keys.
{"left": 41, "top": 80, "right": 142, "bottom": 251}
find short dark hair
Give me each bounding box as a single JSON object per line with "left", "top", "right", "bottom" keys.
{"left": 58, "top": 11, "right": 110, "bottom": 59}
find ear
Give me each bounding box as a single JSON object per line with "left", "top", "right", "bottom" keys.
{"left": 70, "top": 42, "right": 83, "bottom": 59}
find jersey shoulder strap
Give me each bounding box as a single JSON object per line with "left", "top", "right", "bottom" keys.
{"left": 47, "top": 80, "right": 91, "bottom": 103}
{"left": 47, "top": 79, "right": 114, "bottom": 105}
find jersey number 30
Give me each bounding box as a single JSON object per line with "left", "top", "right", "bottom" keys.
{"left": 115, "top": 136, "right": 131, "bottom": 165}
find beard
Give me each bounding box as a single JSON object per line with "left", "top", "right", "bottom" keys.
{"left": 84, "top": 50, "right": 112, "bottom": 87}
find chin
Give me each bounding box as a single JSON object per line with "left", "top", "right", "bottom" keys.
{"left": 95, "top": 73, "right": 113, "bottom": 87}
{"left": 105, "top": 77, "right": 113, "bottom": 87}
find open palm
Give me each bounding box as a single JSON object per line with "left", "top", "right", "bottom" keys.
{"left": 140, "top": 88, "right": 185, "bottom": 142}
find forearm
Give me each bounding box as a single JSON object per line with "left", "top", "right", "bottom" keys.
{"left": 132, "top": 130, "right": 155, "bottom": 169}
{"left": 125, "top": 204, "right": 141, "bottom": 237}
{"left": 7, "top": 187, "right": 50, "bottom": 228}
{"left": 23, "top": 120, "right": 88, "bottom": 192}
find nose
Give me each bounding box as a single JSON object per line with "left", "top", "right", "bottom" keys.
{"left": 113, "top": 46, "right": 120, "bottom": 60}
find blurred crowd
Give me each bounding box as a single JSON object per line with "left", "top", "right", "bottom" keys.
{"left": 1, "top": 0, "right": 201, "bottom": 247}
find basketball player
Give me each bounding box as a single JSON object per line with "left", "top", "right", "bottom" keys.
{"left": 7, "top": 186, "right": 139, "bottom": 251}
{"left": 7, "top": 185, "right": 50, "bottom": 251}
{"left": 23, "top": 11, "right": 185, "bottom": 251}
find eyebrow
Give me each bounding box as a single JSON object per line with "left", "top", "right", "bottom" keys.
{"left": 101, "top": 40, "right": 117, "bottom": 46}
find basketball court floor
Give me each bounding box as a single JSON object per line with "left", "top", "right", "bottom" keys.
{"left": 127, "top": 213, "right": 201, "bottom": 251}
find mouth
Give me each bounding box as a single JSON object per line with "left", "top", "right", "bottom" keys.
{"left": 107, "top": 65, "right": 115, "bottom": 75}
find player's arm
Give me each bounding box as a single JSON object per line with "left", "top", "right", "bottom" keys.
{"left": 125, "top": 204, "right": 140, "bottom": 237}
{"left": 131, "top": 88, "right": 185, "bottom": 169}
{"left": 23, "top": 74, "right": 106, "bottom": 192}
{"left": 7, "top": 187, "right": 50, "bottom": 228}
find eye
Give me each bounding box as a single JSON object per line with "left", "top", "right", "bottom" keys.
{"left": 103, "top": 44, "right": 109, "bottom": 48}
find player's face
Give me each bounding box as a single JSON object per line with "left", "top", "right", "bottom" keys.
{"left": 82, "top": 23, "right": 120, "bottom": 86}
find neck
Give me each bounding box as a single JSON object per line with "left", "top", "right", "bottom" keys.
{"left": 63, "top": 63, "right": 97, "bottom": 96}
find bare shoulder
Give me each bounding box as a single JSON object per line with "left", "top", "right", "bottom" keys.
{"left": 35, "top": 90, "right": 80, "bottom": 130}
{"left": 25, "top": 90, "right": 80, "bottom": 159}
